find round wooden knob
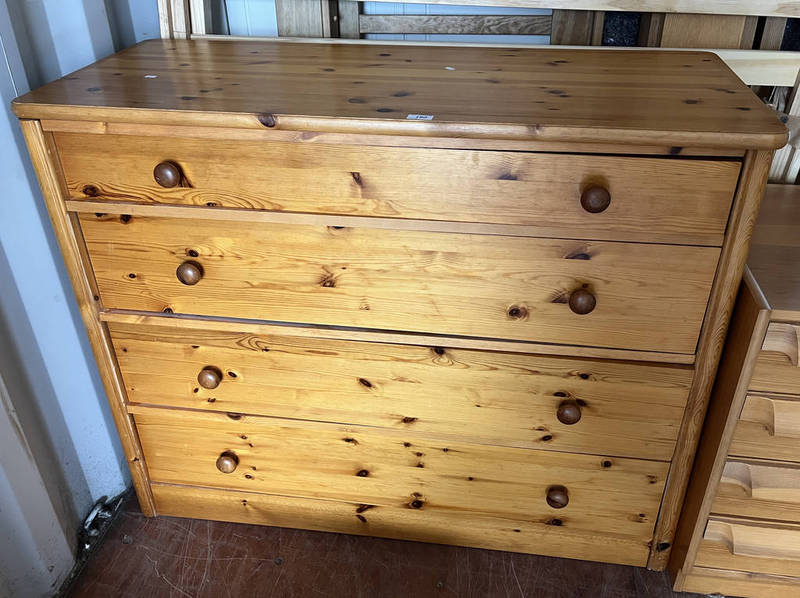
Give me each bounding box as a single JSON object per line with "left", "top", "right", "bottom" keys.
{"left": 546, "top": 485, "right": 569, "bottom": 509}
{"left": 557, "top": 400, "right": 582, "bottom": 425}
{"left": 153, "top": 161, "right": 182, "bottom": 188}
{"left": 197, "top": 367, "right": 222, "bottom": 390}
{"left": 216, "top": 451, "right": 239, "bottom": 474}
{"left": 176, "top": 261, "right": 203, "bottom": 286}
{"left": 569, "top": 288, "right": 596, "bottom": 315}
{"left": 580, "top": 186, "right": 611, "bottom": 213}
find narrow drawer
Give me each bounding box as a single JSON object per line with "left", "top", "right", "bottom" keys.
{"left": 731, "top": 394, "right": 800, "bottom": 462}
{"left": 751, "top": 322, "right": 800, "bottom": 395}
{"left": 56, "top": 134, "right": 740, "bottom": 245}
{"left": 696, "top": 517, "right": 800, "bottom": 577}
{"left": 109, "top": 321, "right": 692, "bottom": 460}
{"left": 712, "top": 459, "right": 800, "bottom": 522}
{"left": 80, "top": 214, "right": 720, "bottom": 354}
{"left": 133, "top": 406, "right": 666, "bottom": 559}
{"left": 151, "top": 482, "right": 651, "bottom": 566}
{"left": 682, "top": 566, "right": 800, "bottom": 598}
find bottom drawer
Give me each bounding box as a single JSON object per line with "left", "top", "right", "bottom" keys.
{"left": 134, "top": 406, "right": 667, "bottom": 566}
{"left": 681, "top": 566, "right": 800, "bottom": 598}
{"left": 151, "top": 481, "right": 653, "bottom": 566}
{"left": 696, "top": 518, "right": 800, "bottom": 577}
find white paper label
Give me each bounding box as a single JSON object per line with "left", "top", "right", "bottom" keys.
{"left": 406, "top": 114, "right": 434, "bottom": 121}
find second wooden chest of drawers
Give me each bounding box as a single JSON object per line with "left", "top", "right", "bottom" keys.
{"left": 672, "top": 185, "right": 800, "bottom": 596}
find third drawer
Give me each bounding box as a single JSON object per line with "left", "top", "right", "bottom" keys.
{"left": 110, "top": 320, "right": 692, "bottom": 460}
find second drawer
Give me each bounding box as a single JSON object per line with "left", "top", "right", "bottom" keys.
{"left": 110, "top": 320, "right": 692, "bottom": 460}
{"left": 81, "top": 214, "right": 720, "bottom": 354}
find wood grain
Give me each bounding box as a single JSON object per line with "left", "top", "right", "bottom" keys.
{"left": 100, "top": 311, "right": 696, "bottom": 365}
{"left": 40, "top": 118, "right": 748, "bottom": 158}
{"left": 133, "top": 405, "right": 666, "bottom": 565}
{"left": 713, "top": 458, "right": 800, "bottom": 522}
{"left": 358, "top": 15, "right": 551, "bottom": 35}
{"left": 109, "top": 320, "right": 692, "bottom": 460}
{"left": 751, "top": 323, "right": 800, "bottom": 395}
{"left": 550, "top": 10, "right": 601, "bottom": 45}
{"left": 151, "top": 482, "right": 653, "bottom": 566}
{"left": 275, "top": 0, "right": 327, "bottom": 37}
{"left": 731, "top": 393, "right": 800, "bottom": 462}
{"left": 55, "top": 132, "right": 740, "bottom": 246}
{"left": 661, "top": 14, "right": 752, "bottom": 49}
{"left": 11, "top": 40, "right": 786, "bottom": 149}
{"left": 18, "top": 120, "right": 157, "bottom": 516}
{"left": 669, "top": 269, "right": 771, "bottom": 585}
{"left": 647, "top": 149, "right": 773, "bottom": 569}
{"left": 696, "top": 517, "right": 800, "bottom": 577}
{"left": 79, "top": 214, "right": 720, "bottom": 354}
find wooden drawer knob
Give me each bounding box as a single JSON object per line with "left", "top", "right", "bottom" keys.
{"left": 557, "top": 400, "right": 582, "bottom": 425}
{"left": 197, "top": 366, "right": 222, "bottom": 390}
{"left": 580, "top": 186, "right": 611, "bottom": 213}
{"left": 569, "top": 288, "right": 596, "bottom": 315}
{"left": 216, "top": 451, "right": 239, "bottom": 474}
{"left": 153, "top": 161, "right": 182, "bottom": 188}
{"left": 176, "top": 261, "right": 203, "bottom": 285}
{"left": 546, "top": 485, "right": 569, "bottom": 509}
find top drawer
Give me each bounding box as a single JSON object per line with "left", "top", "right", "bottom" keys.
{"left": 54, "top": 133, "right": 740, "bottom": 246}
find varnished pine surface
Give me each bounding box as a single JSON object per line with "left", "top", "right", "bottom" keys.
{"left": 12, "top": 40, "right": 786, "bottom": 149}
{"left": 132, "top": 405, "right": 666, "bottom": 566}
{"left": 696, "top": 517, "right": 800, "bottom": 578}
{"left": 56, "top": 132, "right": 740, "bottom": 246}
{"left": 109, "top": 321, "right": 692, "bottom": 460}
{"left": 80, "top": 214, "right": 720, "bottom": 354}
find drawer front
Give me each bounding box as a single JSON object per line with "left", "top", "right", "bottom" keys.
{"left": 731, "top": 394, "right": 800, "bottom": 462}
{"left": 133, "top": 407, "right": 667, "bottom": 547}
{"left": 152, "top": 482, "right": 652, "bottom": 566}
{"left": 682, "top": 566, "right": 800, "bottom": 598}
{"left": 56, "top": 133, "right": 740, "bottom": 245}
{"left": 81, "top": 214, "right": 719, "bottom": 354}
{"left": 712, "top": 459, "right": 800, "bottom": 522}
{"left": 696, "top": 518, "right": 800, "bottom": 577}
{"left": 751, "top": 322, "right": 800, "bottom": 395}
{"left": 110, "top": 321, "right": 692, "bottom": 460}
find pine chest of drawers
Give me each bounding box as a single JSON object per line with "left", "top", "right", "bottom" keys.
{"left": 13, "top": 39, "right": 785, "bottom": 570}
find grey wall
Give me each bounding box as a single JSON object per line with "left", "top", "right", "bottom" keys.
{"left": 0, "top": 2, "right": 160, "bottom": 595}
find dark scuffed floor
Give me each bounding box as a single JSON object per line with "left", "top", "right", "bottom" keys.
{"left": 65, "top": 494, "right": 700, "bottom": 598}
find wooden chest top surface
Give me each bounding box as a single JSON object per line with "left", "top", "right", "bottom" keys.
{"left": 12, "top": 39, "right": 786, "bottom": 149}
